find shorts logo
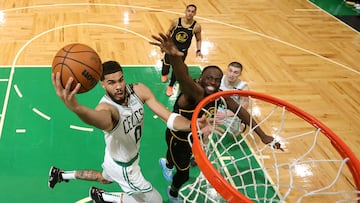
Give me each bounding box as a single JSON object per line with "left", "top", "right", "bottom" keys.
{"left": 207, "top": 107, "right": 216, "bottom": 118}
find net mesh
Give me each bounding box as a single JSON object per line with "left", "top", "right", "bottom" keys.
{"left": 180, "top": 91, "right": 360, "bottom": 203}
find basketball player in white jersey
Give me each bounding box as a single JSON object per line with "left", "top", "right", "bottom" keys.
{"left": 217, "top": 61, "right": 249, "bottom": 136}
{"left": 220, "top": 61, "right": 249, "bottom": 108}
{"left": 48, "top": 61, "right": 212, "bottom": 203}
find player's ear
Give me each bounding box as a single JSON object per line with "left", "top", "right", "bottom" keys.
{"left": 100, "top": 81, "right": 105, "bottom": 89}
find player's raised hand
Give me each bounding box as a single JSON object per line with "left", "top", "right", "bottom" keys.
{"left": 150, "top": 33, "right": 184, "bottom": 57}
{"left": 52, "top": 72, "right": 81, "bottom": 111}
{"left": 260, "top": 135, "right": 284, "bottom": 151}
{"left": 196, "top": 50, "right": 203, "bottom": 58}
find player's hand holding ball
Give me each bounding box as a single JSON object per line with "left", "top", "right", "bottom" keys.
{"left": 52, "top": 43, "right": 102, "bottom": 94}
{"left": 51, "top": 43, "right": 102, "bottom": 110}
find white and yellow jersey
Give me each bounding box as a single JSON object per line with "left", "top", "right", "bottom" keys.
{"left": 220, "top": 75, "right": 248, "bottom": 104}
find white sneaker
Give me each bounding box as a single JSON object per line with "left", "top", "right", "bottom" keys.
{"left": 167, "top": 186, "right": 181, "bottom": 203}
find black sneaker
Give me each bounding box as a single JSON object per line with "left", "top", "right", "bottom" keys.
{"left": 90, "top": 187, "right": 111, "bottom": 203}
{"left": 190, "top": 156, "right": 197, "bottom": 167}
{"left": 48, "top": 166, "right": 68, "bottom": 189}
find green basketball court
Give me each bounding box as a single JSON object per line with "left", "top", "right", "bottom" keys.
{"left": 0, "top": 66, "right": 200, "bottom": 202}
{"left": 0, "top": 66, "right": 279, "bottom": 202}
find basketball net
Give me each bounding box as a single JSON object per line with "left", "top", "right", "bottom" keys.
{"left": 179, "top": 90, "right": 360, "bottom": 203}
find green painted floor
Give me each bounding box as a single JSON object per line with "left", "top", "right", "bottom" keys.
{"left": 310, "top": 0, "right": 360, "bottom": 31}
{"left": 311, "top": 0, "right": 360, "bottom": 15}
{"left": 0, "top": 2, "right": 357, "bottom": 202}
{"left": 1, "top": 66, "right": 280, "bottom": 202}
{"left": 0, "top": 66, "right": 202, "bottom": 203}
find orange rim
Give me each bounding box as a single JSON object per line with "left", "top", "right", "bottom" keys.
{"left": 191, "top": 90, "right": 360, "bottom": 202}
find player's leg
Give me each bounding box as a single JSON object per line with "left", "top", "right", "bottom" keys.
{"left": 48, "top": 166, "right": 111, "bottom": 188}
{"left": 100, "top": 152, "right": 163, "bottom": 203}
{"left": 166, "top": 51, "right": 188, "bottom": 96}
{"left": 166, "top": 72, "right": 176, "bottom": 96}
{"left": 161, "top": 54, "right": 171, "bottom": 82}
{"left": 90, "top": 187, "right": 162, "bottom": 203}
{"left": 168, "top": 138, "right": 192, "bottom": 200}
{"left": 48, "top": 166, "right": 69, "bottom": 188}
{"left": 160, "top": 129, "right": 175, "bottom": 181}
{"left": 128, "top": 189, "right": 162, "bottom": 203}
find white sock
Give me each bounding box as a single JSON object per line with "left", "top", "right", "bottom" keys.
{"left": 61, "top": 171, "right": 76, "bottom": 180}
{"left": 102, "top": 192, "right": 121, "bottom": 203}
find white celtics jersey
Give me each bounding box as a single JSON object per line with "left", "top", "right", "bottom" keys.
{"left": 99, "top": 84, "right": 144, "bottom": 162}
{"left": 220, "top": 75, "right": 248, "bottom": 103}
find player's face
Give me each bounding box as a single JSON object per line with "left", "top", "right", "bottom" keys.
{"left": 199, "top": 69, "right": 222, "bottom": 95}
{"left": 101, "top": 71, "right": 127, "bottom": 103}
{"left": 226, "top": 65, "right": 242, "bottom": 83}
{"left": 185, "top": 6, "right": 196, "bottom": 20}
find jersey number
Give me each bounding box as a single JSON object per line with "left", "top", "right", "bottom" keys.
{"left": 134, "top": 126, "right": 142, "bottom": 143}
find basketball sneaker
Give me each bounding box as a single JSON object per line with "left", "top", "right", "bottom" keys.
{"left": 167, "top": 186, "right": 181, "bottom": 203}
{"left": 190, "top": 156, "right": 197, "bottom": 167}
{"left": 161, "top": 75, "right": 168, "bottom": 83}
{"left": 48, "top": 166, "right": 69, "bottom": 188}
{"left": 344, "top": 0, "right": 356, "bottom": 4}
{"left": 89, "top": 187, "right": 111, "bottom": 203}
{"left": 159, "top": 158, "right": 173, "bottom": 181}
{"left": 166, "top": 86, "right": 173, "bottom": 96}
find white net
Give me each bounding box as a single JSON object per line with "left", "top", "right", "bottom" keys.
{"left": 179, "top": 91, "right": 360, "bottom": 203}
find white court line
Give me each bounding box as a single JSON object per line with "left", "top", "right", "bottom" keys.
{"left": 0, "top": 3, "right": 358, "bottom": 141}
{"left": 0, "top": 64, "right": 158, "bottom": 67}
{"left": 0, "top": 79, "right": 9, "bottom": 82}
{"left": 0, "top": 3, "right": 358, "bottom": 74}
{"left": 0, "top": 22, "right": 156, "bottom": 138}
{"left": 70, "top": 125, "right": 94, "bottom": 132}
{"left": 209, "top": 138, "right": 236, "bottom": 187}
{"left": 32, "top": 108, "right": 51, "bottom": 120}
{"left": 307, "top": 0, "right": 360, "bottom": 33}
{"left": 220, "top": 156, "right": 234, "bottom": 161}
{"left": 13, "top": 84, "right": 23, "bottom": 98}
{"left": 294, "top": 9, "right": 321, "bottom": 12}
{"left": 0, "top": 3, "right": 354, "bottom": 202}
{"left": 220, "top": 154, "right": 276, "bottom": 161}
{"left": 75, "top": 192, "right": 122, "bottom": 203}
{"left": 75, "top": 197, "right": 92, "bottom": 203}
{"left": 16, "top": 129, "right": 26, "bottom": 133}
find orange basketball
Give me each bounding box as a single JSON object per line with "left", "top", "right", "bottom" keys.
{"left": 52, "top": 43, "right": 102, "bottom": 94}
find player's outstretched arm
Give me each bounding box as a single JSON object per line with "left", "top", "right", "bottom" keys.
{"left": 225, "top": 97, "right": 283, "bottom": 151}
{"left": 150, "top": 33, "right": 203, "bottom": 102}
{"left": 52, "top": 72, "right": 115, "bottom": 132}
{"left": 134, "top": 83, "right": 212, "bottom": 133}
{"left": 194, "top": 23, "right": 203, "bottom": 58}
{"left": 150, "top": 33, "right": 183, "bottom": 56}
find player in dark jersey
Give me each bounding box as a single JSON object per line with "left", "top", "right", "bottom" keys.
{"left": 161, "top": 4, "right": 203, "bottom": 96}
{"left": 150, "top": 33, "right": 282, "bottom": 203}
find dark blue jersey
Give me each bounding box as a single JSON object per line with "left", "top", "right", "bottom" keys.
{"left": 171, "top": 18, "right": 197, "bottom": 52}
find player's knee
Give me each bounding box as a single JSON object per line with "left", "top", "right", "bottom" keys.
{"left": 100, "top": 179, "right": 112, "bottom": 184}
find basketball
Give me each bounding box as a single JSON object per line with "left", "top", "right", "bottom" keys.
{"left": 52, "top": 43, "right": 102, "bottom": 94}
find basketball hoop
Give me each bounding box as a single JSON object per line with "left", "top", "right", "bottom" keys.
{"left": 182, "top": 90, "right": 360, "bottom": 203}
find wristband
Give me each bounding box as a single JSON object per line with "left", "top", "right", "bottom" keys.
{"left": 196, "top": 49, "right": 201, "bottom": 53}
{"left": 167, "top": 113, "right": 180, "bottom": 131}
